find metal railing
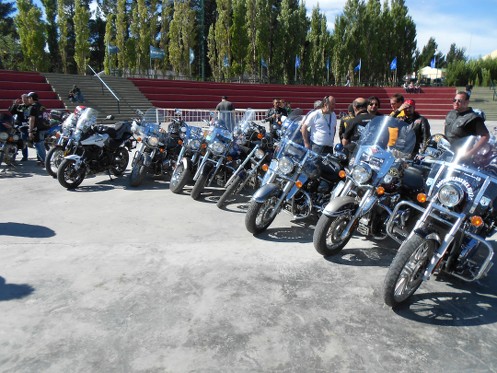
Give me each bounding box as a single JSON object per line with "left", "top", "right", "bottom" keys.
{"left": 87, "top": 65, "right": 121, "bottom": 113}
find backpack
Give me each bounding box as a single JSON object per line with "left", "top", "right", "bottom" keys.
{"left": 36, "top": 105, "right": 52, "bottom": 130}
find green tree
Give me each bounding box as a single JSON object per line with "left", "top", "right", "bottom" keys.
{"left": 115, "top": 0, "right": 127, "bottom": 74}
{"left": 0, "top": 1, "right": 19, "bottom": 69}
{"left": 57, "top": 0, "right": 70, "bottom": 73}
{"left": 15, "top": 0, "right": 47, "bottom": 71}
{"left": 445, "top": 43, "right": 466, "bottom": 65}
{"left": 169, "top": 0, "right": 197, "bottom": 77}
{"left": 306, "top": 5, "right": 330, "bottom": 85}
{"left": 231, "top": 0, "right": 248, "bottom": 79}
{"left": 208, "top": 0, "right": 232, "bottom": 81}
{"left": 73, "top": 0, "right": 90, "bottom": 74}
{"left": 254, "top": 0, "right": 271, "bottom": 80}
{"left": 159, "top": 1, "right": 173, "bottom": 75}
{"left": 41, "top": 0, "right": 59, "bottom": 71}
{"left": 103, "top": 13, "right": 115, "bottom": 74}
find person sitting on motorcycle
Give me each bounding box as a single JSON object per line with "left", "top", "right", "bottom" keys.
{"left": 400, "top": 99, "right": 431, "bottom": 156}
{"left": 341, "top": 97, "right": 374, "bottom": 155}
{"left": 444, "top": 91, "right": 489, "bottom": 158}
{"left": 301, "top": 95, "right": 337, "bottom": 155}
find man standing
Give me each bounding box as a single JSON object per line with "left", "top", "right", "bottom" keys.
{"left": 402, "top": 99, "right": 431, "bottom": 155}
{"left": 301, "top": 95, "right": 337, "bottom": 155}
{"left": 444, "top": 91, "right": 489, "bottom": 158}
{"left": 26, "top": 91, "right": 47, "bottom": 165}
{"left": 8, "top": 93, "right": 30, "bottom": 161}
{"left": 215, "top": 96, "right": 235, "bottom": 130}
{"left": 341, "top": 97, "right": 374, "bottom": 154}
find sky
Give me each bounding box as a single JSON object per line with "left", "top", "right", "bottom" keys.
{"left": 305, "top": 0, "right": 497, "bottom": 59}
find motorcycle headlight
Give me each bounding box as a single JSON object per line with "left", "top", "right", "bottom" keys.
{"left": 0, "top": 132, "right": 8, "bottom": 141}
{"left": 210, "top": 141, "right": 226, "bottom": 154}
{"left": 146, "top": 136, "right": 159, "bottom": 147}
{"left": 190, "top": 139, "right": 201, "bottom": 150}
{"left": 12, "top": 134, "right": 20, "bottom": 141}
{"left": 277, "top": 156, "right": 294, "bottom": 175}
{"left": 438, "top": 183, "right": 464, "bottom": 208}
{"left": 351, "top": 164, "right": 372, "bottom": 184}
{"left": 254, "top": 148, "right": 265, "bottom": 160}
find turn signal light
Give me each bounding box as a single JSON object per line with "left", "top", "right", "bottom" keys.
{"left": 178, "top": 139, "right": 183, "bottom": 145}
{"left": 470, "top": 215, "right": 483, "bottom": 227}
{"left": 417, "top": 193, "right": 427, "bottom": 203}
{"left": 376, "top": 186, "right": 385, "bottom": 195}
{"left": 55, "top": 132, "right": 61, "bottom": 139}
{"left": 137, "top": 137, "right": 142, "bottom": 142}
{"left": 261, "top": 164, "right": 269, "bottom": 172}
{"left": 257, "top": 133, "right": 263, "bottom": 139}
{"left": 295, "top": 180, "right": 303, "bottom": 188}
{"left": 159, "top": 148, "right": 165, "bottom": 153}
{"left": 338, "top": 170, "right": 346, "bottom": 178}
{"left": 226, "top": 156, "right": 233, "bottom": 162}
{"left": 201, "top": 143, "right": 207, "bottom": 149}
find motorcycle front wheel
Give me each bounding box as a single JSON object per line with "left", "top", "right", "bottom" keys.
{"left": 111, "top": 148, "right": 129, "bottom": 176}
{"left": 129, "top": 161, "right": 146, "bottom": 187}
{"left": 245, "top": 196, "right": 279, "bottom": 234}
{"left": 45, "top": 146, "right": 65, "bottom": 178}
{"left": 170, "top": 162, "right": 192, "bottom": 194}
{"left": 216, "top": 175, "right": 249, "bottom": 208}
{"left": 383, "top": 234, "right": 436, "bottom": 307}
{"left": 57, "top": 159, "right": 86, "bottom": 189}
{"left": 313, "top": 201, "right": 357, "bottom": 256}
{"left": 190, "top": 171, "right": 209, "bottom": 200}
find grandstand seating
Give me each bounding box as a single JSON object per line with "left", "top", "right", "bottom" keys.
{"left": 130, "top": 78, "right": 456, "bottom": 120}
{"left": 0, "top": 70, "right": 65, "bottom": 112}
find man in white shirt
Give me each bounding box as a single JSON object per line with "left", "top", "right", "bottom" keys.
{"left": 301, "top": 95, "right": 337, "bottom": 154}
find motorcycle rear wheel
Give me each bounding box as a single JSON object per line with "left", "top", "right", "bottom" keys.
{"left": 313, "top": 202, "right": 357, "bottom": 256}
{"left": 111, "top": 148, "right": 129, "bottom": 176}
{"left": 57, "top": 159, "right": 86, "bottom": 189}
{"left": 191, "top": 172, "right": 209, "bottom": 200}
{"left": 383, "top": 234, "right": 436, "bottom": 307}
{"left": 129, "top": 161, "right": 146, "bottom": 187}
{"left": 170, "top": 162, "right": 192, "bottom": 194}
{"left": 45, "top": 146, "right": 65, "bottom": 178}
{"left": 245, "top": 197, "right": 278, "bottom": 234}
{"left": 216, "top": 176, "right": 249, "bottom": 208}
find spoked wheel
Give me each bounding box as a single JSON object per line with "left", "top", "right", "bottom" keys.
{"left": 190, "top": 172, "right": 209, "bottom": 200}
{"left": 57, "top": 158, "right": 86, "bottom": 189}
{"left": 170, "top": 162, "right": 192, "bottom": 194}
{"left": 129, "top": 161, "right": 146, "bottom": 187}
{"left": 383, "top": 234, "right": 436, "bottom": 307}
{"left": 45, "top": 147, "right": 65, "bottom": 178}
{"left": 111, "top": 148, "right": 129, "bottom": 176}
{"left": 245, "top": 196, "right": 279, "bottom": 234}
{"left": 216, "top": 176, "right": 249, "bottom": 208}
{"left": 313, "top": 201, "right": 357, "bottom": 256}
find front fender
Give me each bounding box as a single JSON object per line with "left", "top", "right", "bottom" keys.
{"left": 64, "top": 154, "right": 81, "bottom": 162}
{"left": 322, "top": 196, "right": 357, "bottom": 217}
{"left": 181, "top": 156, "right": 192, "bottom": 171}
{"left": 252, "top": 183, "right": 280, "bottom": 203}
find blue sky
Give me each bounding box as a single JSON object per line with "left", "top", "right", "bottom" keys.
{"left": 307, "top": 0, "right": 497, "bottom": 59}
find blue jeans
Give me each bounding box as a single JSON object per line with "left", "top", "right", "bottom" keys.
{"left": 34, "top": 130, "right": 47, "bottom": 162}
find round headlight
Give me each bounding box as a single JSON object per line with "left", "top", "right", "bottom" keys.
{"left": 438, "top": 183, "right": 464, "bottom": 207}
{"left": 211, "top": 141, "right": 226, "bottom": 154}
{"left": 190, "top": 139, "right": 201, "bottom": 150}
{"left": 0, "top": 132, "right": 8, "bottom": 141}
{"left": 254, "top": 148, "right": 265, "bottom": 160}
{"left": 351, "top": 164, "right": 372, "bottom": 184}
{"left": 147, "top": 136, "right": 159, "bottom": 147}
{"left": 277, "top": 156, "right": 294, "bottom": 175}
{"left": 12, "top": 134, "right": 20, "bottom": 141}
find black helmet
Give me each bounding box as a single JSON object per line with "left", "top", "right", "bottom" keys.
{"left": 27, "top": 91, "right": 39, "bottom": 100}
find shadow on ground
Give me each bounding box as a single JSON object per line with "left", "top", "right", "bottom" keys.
{"left": 0, "top": 222, "right": 55, "bottom": 238}
{"left": 0, "top": 276, "right": 34, "bottom": 301}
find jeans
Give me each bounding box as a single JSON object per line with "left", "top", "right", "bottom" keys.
{"left": 34, "top": 130, "right": 47, "bottom": 162}
{"left": 311, "top": 143, "right": 334, "bottom": 155}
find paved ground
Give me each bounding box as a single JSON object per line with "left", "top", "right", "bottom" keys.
{"left": 1, "top": 120, "right": 497, "bottom": 372}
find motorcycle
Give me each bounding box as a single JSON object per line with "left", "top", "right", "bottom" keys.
{"left": 216, "top": 110, "right": 273, "bottom": 208}
{"left": 0, "top": 122, "right": 22, "bottom": 167}
{"left": 245, "top": 112, "right": 345, "bottom": 235}
{"left": 45, "top": 112, "right": 78, "bottom": 177}
{"left": 129, "top": 108, "right": 182, "bottom": 187}
{"left": 169, "top": 119, "right": 206, "bottom": 194}
{"left": 56, "top": 108, "right": 134, "bottom": 189}
{"left": 43, "top": 109, "right": 70, "bottom": 151}
{"left": 313, "top": 115, "right": 425, "bottom": 256}
{"left": 383, "top": 135, "right": 497, "bottom": 307}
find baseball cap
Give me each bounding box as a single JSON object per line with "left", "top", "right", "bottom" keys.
{"left": 27, "top": 92, "right": 39, "bottom": 100}
{"left": 404, "top": 99, "right": 415, "bottom": 108}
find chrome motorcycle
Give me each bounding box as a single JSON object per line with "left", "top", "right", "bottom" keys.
{"left": 0, "top": 121, "right": 22, "bottom": 167}
{"left": 383, "top": 135, "right": 497, "bottom": 306}
{"left": 57, "top": 108, "right": 134, "bottom": 189}
{"left": 45, "top": 112, "right": 78, "bottom": 177}
{"left": 313, "top": 115, "right": 424, "bottom": 256}
{"left": 245, "top": 113, "right": 345, "bottom": 234}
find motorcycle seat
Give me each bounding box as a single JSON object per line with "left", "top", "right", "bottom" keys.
{"left": 97, "top": 122, "right": 132, "bottom": 140}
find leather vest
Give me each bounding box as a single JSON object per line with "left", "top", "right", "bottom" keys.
{"left": 444, "top": 109, "right": 480, "bottom": 143}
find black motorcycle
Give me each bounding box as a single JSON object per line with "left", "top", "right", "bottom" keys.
{"left": 0, "top": 121, "right": 22, "bottom": 167}
{"left": 45, "top": 112, "right": 78, "bottom": 177}
{"left": 57, "top": 108, "right": 134, "bottom": 189}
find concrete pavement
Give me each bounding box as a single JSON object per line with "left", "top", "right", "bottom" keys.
{"left": 1, "top": 144, "right": 497, "bottom": 372}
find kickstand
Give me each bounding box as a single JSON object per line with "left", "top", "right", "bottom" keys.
{"left": 106, "top": 169, "right": 114, "bottom": 180}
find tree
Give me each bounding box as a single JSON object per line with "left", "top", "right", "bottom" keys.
{"left": 57, "top": 0, "right": 70, "bottom": 73}
{"left": 115, "top": 0, "right": 127, "bottom": 74}
{"left": 169, "top": 0, "right": 197, "bottom": 77}
{"left": 231, "top": 0, "right": 248, "bottom": 79}
{"left": 73, "top": 0, "right": 90, "bottom": 74}
{"left": 208, "top": 0, "right": 232, "bottom": 81}
{"left": 0, "top": 1, "right": 19, "bottom": 69}
{"left": 306, "top": 5, "right": 330, "bottom": 85}
{"left": 445, "top": 43, "right": 466, "bottom": 65}
{"left": 15, "top": 0, "right": 47, "bottom": 71}
{"left": 41, "top": 0, "right": 60, "bottom": 71}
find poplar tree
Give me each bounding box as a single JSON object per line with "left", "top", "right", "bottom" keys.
{"left": 15, "top": 0, "right": 46, "bottom": 71}
{"left": 159, "top": 1, "right": 174, "bottom": 75}
{"left": 57, "top": 0, "right": 69, "bottom": 73}
{"left": 115, "top": 0, "right": 127, "bottom": 74}
{"left": 41, "top": 0, "right": 59, "bottom": 71}
{"left": 103, "top": 13, "right": 114, "bottom": 74}
{"left": 306, "top": 5, "right": 330, "bottom": 85}
{"left": 73, "top": 0, "right": 90, "bottom": 74}
{"left": 231, "top": 0, "right": 248, "bottom": 79}
{"left": 169, "top": 0, "right": 197, "bottom": 77}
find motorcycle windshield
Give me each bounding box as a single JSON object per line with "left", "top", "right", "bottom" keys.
{"left": 279, "top": 109, "right": 303, "bottom": 141}
{"left": 237, "top": 109, "right": 256, "bottom": 135}
{"left": 426, "top": 136, "right": 497, "bottom": 214}
{"left": 75, "top": 108, "right": 98, "bottom": 132}
{"left": 205, "top": 124, "right": 233, "bottom": 144}
{"left": 275, "top": 112, "right": 307, "bottom": 161}
{"left": 141, "top": 108, "right": 168, "bottom": 135}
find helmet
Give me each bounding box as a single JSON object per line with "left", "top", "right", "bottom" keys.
{"left": 74, "top": 105, "right": 87, "bottom": 116}
{"left": 27, "top": 91, "right": 38, "bottom": 100}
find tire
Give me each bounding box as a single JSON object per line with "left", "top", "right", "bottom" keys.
{"left": 191, "top": 171, "right": 209, "bottom": 200}
{"left": 313, "top": 201, "right": 357, "bottom": 256}
{"left": 129, "top": 161, "right": 146, "bottom": 187}
{"left": 0, "top": 151, "right": 5, "bottom": 166}
{"left": 383, "top": 234, "right": 436, "bottom": 307}
{"left": 216, "top": 176, "right": 249, "bottom": 208}
{"left": 170, "top": 162, "right": 192, "bottom": 194}
{"left": 57, "top": 158, "right": 86, "bottom": 189}
{"left": 245, "top": 197, "right": 279, "bottom": 234}
{"left": 45, "top": 146, "right": 65, "bottom": 178}
{"left": 111, "top": 148, "right": 129, "bottom": 176}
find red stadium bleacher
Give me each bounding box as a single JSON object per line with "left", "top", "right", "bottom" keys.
{"left": 0, "top": 70, "right": 65, "bottom": 112}
{"left": 129, "top": 78, "right": 455, "bottom": 120}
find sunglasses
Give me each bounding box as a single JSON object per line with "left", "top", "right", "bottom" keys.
{"left": 453, "top": 99, "right": 465, "bottom": 103}
{"left": 368, "top": 102, "right": 378, "bottom": 106}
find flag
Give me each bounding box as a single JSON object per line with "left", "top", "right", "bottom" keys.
{"left": 295, "top": 56, "right": 301, "bottom": 68}
{"left": 223, "top": 55, "right": 229, "bottom": 67}
{"left": 108, "top": 44, "right": 119, "bottom": 55}
{"left": 261, "top": 58, "right": 268, "bottom": 68}
{"left": 390, "top": 57, "right": 397, "bottom": 70}
{"left": 189, "top": 48, "right": 195, "bottom": 64}
{"left": 150, "top": 45, "right": 165, "bottom": 60}
{"left": 430, "top": 56, "right": 436, "bottom": 68}
{"left": 354, "top": 58, "right": 361, "bottom": 72}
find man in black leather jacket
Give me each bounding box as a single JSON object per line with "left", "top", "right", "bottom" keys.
{"left": 402, "top": 99, "right": 431, "bottom": 156}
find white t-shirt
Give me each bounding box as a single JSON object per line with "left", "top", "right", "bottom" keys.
{"left": 304, "top": 109, "right": 337, "bottom": 146}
